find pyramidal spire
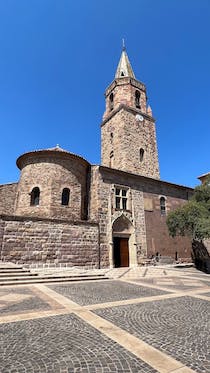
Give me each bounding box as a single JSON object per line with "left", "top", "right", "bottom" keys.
{"left": 115, "top": 41, "right": 136, "bottom": 79}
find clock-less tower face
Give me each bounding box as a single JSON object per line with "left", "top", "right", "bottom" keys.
{"left": 101, "top": 48, "right": 160, "bottom": 180}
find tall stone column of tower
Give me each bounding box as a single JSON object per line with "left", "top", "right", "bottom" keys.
{"left": 101, "top": 46, "right": 160, "bottom": 179}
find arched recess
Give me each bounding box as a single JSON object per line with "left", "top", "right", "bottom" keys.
{"left": 112, "top": 214, "right": 136, "bottom": 267}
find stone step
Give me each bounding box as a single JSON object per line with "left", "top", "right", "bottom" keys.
{"left": 0, "top": 269, "right": 31, "bottom": 276}
{"left": 0, "top": 275, "right": 109, "bottom": 286}
{"left": 0, "top": 272, "right": 107, "bottom": 281}
{"left": 0, "top": 267, "right": 26, "bottom": 271}
{"left": 0, "top": 272, "right": 38, "bottom": 277}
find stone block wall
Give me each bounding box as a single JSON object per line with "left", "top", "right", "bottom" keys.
{"left": 89, "top": 166, "right": 112, "bottom": 268}
{"left": 0, "top": 219, "right": 4, "bottom": 259}
{"left": 103, "top": 78, "right": 147, "bottom": 120}
{"left": 91, "top": 167, "right": 148, "bottom": 267}
{"left": 95, "top": 167, "right": 193, "bottom": 265}
{"left": 101, "top": 107, "right": 160, "bottom": 179}
{"left": 89, "top": 166, "right": 100, "bottom": 221}
{"left": 0, "top": 215, "right": 99, "bottom": 267}
{"left": 15, "top": 153, "right": 89, "bottom": 220}
{"left": 144, "top": 185, "right": 193, "bottom": 260}
{"left": 0, "top": 183, "right": 18, "bottom": 215}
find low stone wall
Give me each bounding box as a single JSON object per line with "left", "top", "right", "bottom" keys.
{"left": 0, "top": 215, "right": 99, "bottom": 267}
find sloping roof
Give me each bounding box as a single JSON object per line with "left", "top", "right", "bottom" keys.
{"left": 115, "top": 47, "right": 136, "bottom": 79}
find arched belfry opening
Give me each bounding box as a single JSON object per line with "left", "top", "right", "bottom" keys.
{"left": 112, "top": 215, "right": 135, "bottom": 267}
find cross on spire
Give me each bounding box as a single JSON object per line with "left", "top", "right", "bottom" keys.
{"left": 122, "top": 38, "right": 126, "bottom": 50}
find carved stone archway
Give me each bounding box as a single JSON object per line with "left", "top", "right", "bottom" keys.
{"left": 111, "top": 214, "right": 136, "bottom": 267}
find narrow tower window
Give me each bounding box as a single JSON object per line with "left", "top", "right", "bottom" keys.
{"left": 140, "top": 148, "right": 144, "bottom": 162}
{"left": 109, "top": 93, "right": 114, "bottom": 111}
{"left": 61, "top": 188, "right": 70, "bottom": 206}
{"left": 110, "top": 151, "right": 114, "bottom": 168}
{"left": 160, "top": 197, "right": 166, "bottom": 215}
{"left": 30, "top": 187, "right": 40, "bottom": 206}
{"left": 135, "top": 90, "right": 141, "bottom": 108}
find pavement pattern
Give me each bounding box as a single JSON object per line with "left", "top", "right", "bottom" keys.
{"left": 0, "top": 267, "right": 209, "bottom": 373}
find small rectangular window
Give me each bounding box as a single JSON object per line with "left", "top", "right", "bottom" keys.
{"left": 122, "top": 198, "right": 127, "bottom": 210}
{"left": 122, "top": 190, "right": 127, "bottom": 197}
{"left": 116, "top": 188, "right": 120, "bottom": 196}
{"left": 116, "top": 197, "right": 121, "bottom": 209}
{"left": 160, "top": 197, "right": 166, "bottom": 215}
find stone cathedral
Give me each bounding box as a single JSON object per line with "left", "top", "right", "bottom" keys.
{"left": 0, "top": 47, "right": 193, "bottom": 268}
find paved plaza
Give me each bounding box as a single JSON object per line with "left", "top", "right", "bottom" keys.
{"left": 0, "top": 267, "right": 209, "bottom": 373}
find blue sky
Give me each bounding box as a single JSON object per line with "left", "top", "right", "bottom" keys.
{"left": 0, "top": 0, "right": 209, "bottom": 187}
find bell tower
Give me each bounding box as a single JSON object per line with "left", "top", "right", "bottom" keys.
{"left": 101, "top": 45, "right": 160, "bottom": 179}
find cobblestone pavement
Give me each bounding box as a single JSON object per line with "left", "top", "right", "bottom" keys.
{"left": 0, "top": 314, "right": 157, "bottom": 373}
{"left": 0, "top": 268, "right": 209, "bottom": 373}
{"left": 49, "top": 280, "right": 170, "bottom": 305}
{"left": 94, "top": 297, "right": 210, "bottom": 373}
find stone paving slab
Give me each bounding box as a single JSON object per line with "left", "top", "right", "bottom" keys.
{"left": 94, "top": 296, "right": 210, "bottom": 373}
{"left": 200, "top": 291, "right": 210, "bottom": 297}
{"left": 49, "top": 280, "right": 170, "bottom": 305}
{"left": 0, "top": 313, "right": 158, "bottom": 373}
{"left": 132, "top": 277, "right": 210, "bottom": 292}
{"left": 179, "top": 272, "right": 210, "bottom": 279}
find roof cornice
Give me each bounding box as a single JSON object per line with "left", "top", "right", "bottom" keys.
{"left": 104, "top": 78, "right": 146, "bottom": 97}
{"left": 98, "top": 165, "right": 194, "bottom": 192}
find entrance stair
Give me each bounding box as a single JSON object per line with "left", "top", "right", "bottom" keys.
{"left": 0, "top": 263, "right": 109, "bottom": 286}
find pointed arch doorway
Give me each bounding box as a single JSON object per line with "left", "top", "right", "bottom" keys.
{"left": 112, "top": 215, "right": 135, "bottom": 268}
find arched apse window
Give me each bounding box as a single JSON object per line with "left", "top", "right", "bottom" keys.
{"left": 109, "top": 93, "right": 114, "bottom": 111}
{"left": 160, "top": 196, "right": 166, "bottom": 215}
{"left": 30, "top": 187, "right": 40, "bottom": 206}
{"left": 61, "top": 188, "right": 70, "bottom": 206}
{"left": 135, "top": 90, "right": 141, "bottom": 108}
{"left": 140, "top": 148, "right": 144, "bottom": 162}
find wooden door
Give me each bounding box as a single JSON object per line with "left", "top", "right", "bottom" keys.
{"left": 120, "top": 238, "right": 129, "bottom": 267}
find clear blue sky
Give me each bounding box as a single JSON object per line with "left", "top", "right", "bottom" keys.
{"left": 0, "top": 0, "right": 209, "bottom": 187}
